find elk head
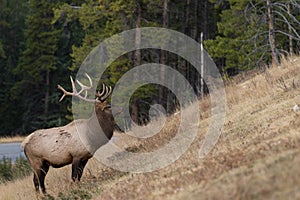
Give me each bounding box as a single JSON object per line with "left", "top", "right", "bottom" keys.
{"left": 57, "top": 73, "right": 117, "bottom": 136}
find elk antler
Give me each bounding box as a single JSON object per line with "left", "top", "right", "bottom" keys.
{"left": 58, "top": 73, "right": 96, "bottom": 102}
{"left": 96, "top": 83, "right": 112, "bottom": 101}
{"left": 58, "top": 73, "right": 112, "bottom": 103}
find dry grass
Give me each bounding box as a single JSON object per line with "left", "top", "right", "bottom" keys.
{"left": 1, "top": 56, "right": 300, "bottom": 200}
{"left": 0, "top": 136, "right": 25, "bottom": 144}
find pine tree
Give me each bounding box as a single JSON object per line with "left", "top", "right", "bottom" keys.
{"left": 205, "top": 0, "right": 263, "bottom": 74}
{"left": 0, "top": 0, "right": 28, "bottom": 135}
{"left": 206, "top": 0, "right": 300, "bottom": 74}
{"left": 12, "top": 0, "right": 63, "bottom": 132}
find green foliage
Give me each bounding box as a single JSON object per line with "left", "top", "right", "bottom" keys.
{"left": 63, "top": 0, "right": 162, "bottom": 125}
{"left": 70, "top": 1, "right": 108, "bottom": 72}
{"left": 0, "top": 0, "right": 298, "bottom": 135}
{"left": 7, "top": 0, "right": 82, "bottom": 133}
{"left": 13, "top": 156, "right": 32, "bottom": 178}
{"left": 206, "top": 0, "right": 300, "bottom": 74}
{"left": 0, "top": 156, "right": 31, "bottom": 183}
{"left": 0, "top": 0, "right": 29, "bottom": 134}
{"left": 57, "top": 189, "right": 92, "bottom": 200}
{"left": 16, "top": 1, "right": 60, "bottom": 80}
{"left": 10, "top": 0, "right": 62, "bottom": 132}
{"left": 0, "top": 157, "right": 13, "bottom": 181}
{"left": 41, "top": 189, "right": 93, "bottom": 200}
{"left": 205, "top": 0, "right": 266, "bottom": 74}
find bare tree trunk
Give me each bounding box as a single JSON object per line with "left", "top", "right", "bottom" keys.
{"left": 159, "top": 0, "right": 168, "bottom": 109}
{"left": 132, "top": 0, "right": 142, "bottom": 124}
{"left": 131, "top": 99, "right": 139, "bottom": 125}
{"left": 288, "top": 2, "right": 293, "bottom": 55}
{"left": 44, "top": 70, "right": 49, "bottom": 116}
{"left": 202, "top": 0, "right": 209, "bottom": 39}
{"left": 194, "top": 0, "right": 199, "bottom": 41}
{"left": 185, "top": 0, "right": 190, "bottom": 34}
{"left": 200, "top": 32, "right": 204, "bottom": 99}
{"left": 134, "top": 2, "right": 141, "bottom": 68}
{"left": 193, "top": 0, "right": 199, "bottom": 95}
{"left": 266, "top": 0, "right": 279, "bottom": 65}
{"left": 184, "top": 0, "right": 190, "bottom": 84}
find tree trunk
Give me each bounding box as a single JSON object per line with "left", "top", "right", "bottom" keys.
{"left": 132, "top": 0, "right": 142, "bottom": 124}
{"left": 194, "top": 0, "right": 199, "bottom": 41}
{"left": 134, "top": 1, "right": 141, "bottom": 68}
{"left": 44, "top": 70, "right": 50, "bottom": 123}
{"left": 44, "top": 70, "right": 50, "bottom": 116}
{"left": 185, "top": 0, "right": 190, "bottom": 34}
{"left": 266, "top": 0, "right": 279, "bottom": 65}
{"left": 184, "top": 0, "right": 190, "bottom": 86}
{"left": 202, "top": 0, "right": 209, "bottom": 39}
{"left": 131, "top": 99, "right": 139, "bottom": 125}
{"left": 159, "top": 0, "right": 168, "bottom": 109}
{"left": 288, "top": 2, "right": 293, "bottom": 55}
{"left": 194, "top": 0, "right": 200, "bottom": 95}
{"left": 200, "top": 32, "right": 204, "bottom": 99}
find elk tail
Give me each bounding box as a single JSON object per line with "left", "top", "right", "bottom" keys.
{"left": 21, "top": 132, "right": 34, "bottom": 149}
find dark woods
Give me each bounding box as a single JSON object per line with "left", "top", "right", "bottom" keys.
{"left": 0, "top": 0, "right": 299, "bottom": 135}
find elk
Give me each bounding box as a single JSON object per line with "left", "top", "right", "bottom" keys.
{"left": 22, "top": 74, "right": 118, "bottom": 194}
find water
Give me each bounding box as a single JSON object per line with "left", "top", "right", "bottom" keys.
{"left": 0, "top": 142, "right": 25, "bottom": 161}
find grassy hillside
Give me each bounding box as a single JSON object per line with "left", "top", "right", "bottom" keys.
{"left": 1, "top": 56, "right": 300, "bottom": 200}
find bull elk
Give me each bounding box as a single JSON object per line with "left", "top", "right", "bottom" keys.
{"left": 22, "top": 74, "right": 119, "bottom": 194}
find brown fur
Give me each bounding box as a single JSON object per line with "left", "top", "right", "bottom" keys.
{"left": 22, "top": 101, "right": 117, "bottom": 193}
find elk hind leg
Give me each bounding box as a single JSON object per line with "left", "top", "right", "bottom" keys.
{"left": 32, "top": 162, "right": 43, "bottom": 193}
{"left": 25, "top": 153, "right": 41, "bottom": 192}
{"left": 33, "top": 173, "right": 39, "bottom": 192}
{"left": 39, "top": 161, "right": 50, "bottom": 194}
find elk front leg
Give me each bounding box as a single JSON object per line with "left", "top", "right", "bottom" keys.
{"left": 77, "top": 159, "right": 88, "bottom": 181}
{"left": 71, "top": 160, "right": 80, "bottom": 181}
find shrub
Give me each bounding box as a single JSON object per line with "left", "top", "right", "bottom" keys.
{"left": 0, "top": 156, "right": 31, "bottom": 183}
{"left": 0, "top": 156, "right": 13, "bottom": 181}
{"left": 13, "top": 156, "right": 32, "bottom": 179}
{"left": 40, "top": 189, "right": 92, "bottom": 200}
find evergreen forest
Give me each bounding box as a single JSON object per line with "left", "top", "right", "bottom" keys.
{"left": 0, "top": 0, "right": 299, "bottom": 136}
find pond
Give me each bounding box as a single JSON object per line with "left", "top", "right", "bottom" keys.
{"left": 0, "top": 142, "right": 25, "bottom": 161}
